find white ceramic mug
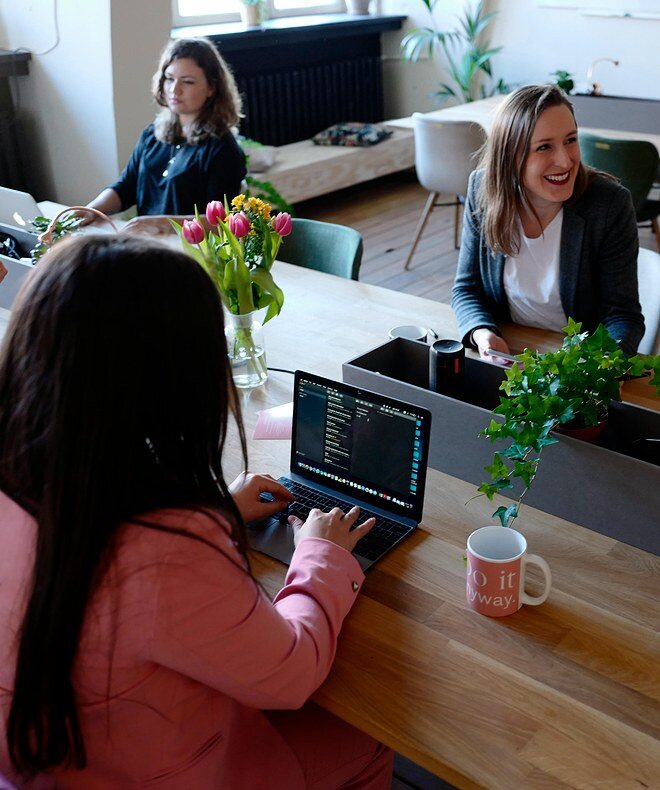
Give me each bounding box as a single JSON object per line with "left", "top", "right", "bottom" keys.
{"left": 466, "top": 526, "right": 552, "bottom": 617}
{"left": 388, "top": 324, "right": 428, "bottom": 342}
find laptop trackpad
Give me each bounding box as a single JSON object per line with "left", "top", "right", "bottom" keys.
{"left": 247, "top": 518, "right": 295, "bottom": 566}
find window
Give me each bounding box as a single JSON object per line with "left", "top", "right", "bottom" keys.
{"left": 173, "top": 0, "right": 346, "bottom": 26}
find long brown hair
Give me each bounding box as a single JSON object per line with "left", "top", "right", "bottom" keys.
{"left": 152, "top": 37, "right": 243, "bottom": 144}
{"left": 477, "top": 84, "right": 591, "bottom": 256}
{"left": 1, "top": 235, "right": 249, "bottom": 777}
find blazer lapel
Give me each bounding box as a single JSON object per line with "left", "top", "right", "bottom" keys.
{"left": 490, "top": 250, "right": 506, "bottom": 304}
{"left": 559, "top": 208, "right": 585, "bottom": 319}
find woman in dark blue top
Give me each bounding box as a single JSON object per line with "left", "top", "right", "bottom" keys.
{"left": 82, "top": 38, "right": 246, "bottom": 235}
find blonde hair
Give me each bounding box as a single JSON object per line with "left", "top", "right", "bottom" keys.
{"left": 152, "top": 38, "right": 243, "bottom": 145}
{"left": 477, "top": 84, "right": 591, "bottom": 256}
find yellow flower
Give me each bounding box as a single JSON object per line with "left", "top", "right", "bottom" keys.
{"left": 231, "top": 194, "right": 246, "bottom": 210}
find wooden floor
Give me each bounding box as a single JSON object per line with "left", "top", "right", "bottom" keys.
{"left": 296, "top": 170, "right": 460, "bottom": 304}
{"left": 297, "top": 169, "right": 657, "bottom": 302}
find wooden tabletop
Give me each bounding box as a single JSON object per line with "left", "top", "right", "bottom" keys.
{"left": 1, "top": 264, "right": 658, "bottom": 787}
{"left": 387, "top": 95, "right": 660, "bottom": 155}
{"left": 225, "top": 264, "right": 660, "bottom": 789}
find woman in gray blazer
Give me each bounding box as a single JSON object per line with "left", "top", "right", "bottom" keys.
{"left": 451, "top": 85, "right": 644, "bottom": 358}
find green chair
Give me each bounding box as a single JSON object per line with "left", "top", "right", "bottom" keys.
{"left": 279, "top": 218, "right": 363, "bottom": 281}
{"left": 579, "top": 132, "right": 660, "bottom": 249}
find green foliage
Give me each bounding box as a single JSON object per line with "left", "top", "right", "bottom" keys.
{"left": 477, "top": 319, "right": 660, "bottom": 528}
{"left": 29, "top": 214, "right": 82, "bottom": 263}
{"left": 551, "top": 70, "right": 575, "bottom": 94}
{"left": 245, "top": 175, "right": 294, "bottom": 216}
{"left": 401, "top": 0, "right": 506, "bottom": 104}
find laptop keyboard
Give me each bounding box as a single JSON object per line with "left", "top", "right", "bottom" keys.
{"left": 278, "top": 478, "right": 413, "bottom": 562}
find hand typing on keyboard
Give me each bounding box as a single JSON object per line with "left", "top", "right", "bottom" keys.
{"left": 288, "top": 507, "right": 375, "bottom": 553}
{"left": 229, "top": 472, "right": 294, "bottom": 523}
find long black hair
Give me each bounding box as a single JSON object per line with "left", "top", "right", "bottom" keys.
{"left": 0, "top": 234, "right": 248, "bottom": 777}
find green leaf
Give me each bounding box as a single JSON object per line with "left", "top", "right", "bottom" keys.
{"left": 484, "top": 452, "right": 508, "bottom": 480}
{"left": 477, "top": 482, "right": 499, "bottom": 501}
{"left": 492, "top": 504, "right": 518, "bottom": 528}
{"left": 251, "top": 267, "right": 284, "bottom": 323}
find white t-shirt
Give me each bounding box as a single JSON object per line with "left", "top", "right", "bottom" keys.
{"left": 503, "top": 210, "right": 567, "bottom": 332}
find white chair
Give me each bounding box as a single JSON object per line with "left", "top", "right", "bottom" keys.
{"left": 637, "top": 247, "right": 660, "bottom": 354}
{"left": 0, "top": 256, "right": 34, "bottom": 310}
{"left": 404, "top": 114, "right": 486, "bottom": 270}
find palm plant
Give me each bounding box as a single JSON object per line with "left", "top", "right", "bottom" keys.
{"left": 401, "top": 0, "right": 506, "bottom": 104}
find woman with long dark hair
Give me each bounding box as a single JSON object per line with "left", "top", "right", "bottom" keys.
{"left": 0, "top": 235, "right": 392, "bottom": 787}
{"left": 81, "top": 37, "right": 246, "bottom": 234}
{"left": 452, "top": 84, "right": 644, "bottom": 358}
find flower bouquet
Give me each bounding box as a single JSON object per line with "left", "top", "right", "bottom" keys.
{"left": 173, "top": 195, "right": 292, "bottom": 388}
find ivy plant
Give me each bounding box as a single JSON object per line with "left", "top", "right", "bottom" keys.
{"left": 477, "top": 318, "right": 660, "bottom": 528}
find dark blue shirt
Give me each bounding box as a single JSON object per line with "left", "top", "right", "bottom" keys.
{"left": 110, "top": 124, "right": 247, "bottom": 216}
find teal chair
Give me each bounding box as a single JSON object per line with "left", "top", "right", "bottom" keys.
{"left": 279, "top": 218, "right": 363, "bottom": 281}
{"left": 579, "top": 132, "right": 660, "bottom": 249}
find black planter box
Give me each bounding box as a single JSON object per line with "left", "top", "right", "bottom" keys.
{"left": 343, "top": 338, "right": 660, "bottom": 555}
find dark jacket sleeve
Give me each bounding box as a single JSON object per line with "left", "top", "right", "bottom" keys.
{"left": 205, "top": 133, "right": 247, "bottom": 204}
{"left": 109, "top": 126, "right": 150, "bottom": 212}
{"left": 594, "top": 184, "right": 644, "bottom": 356}
{"left": 451, "top": 170, "right": 501, "bottom": 346}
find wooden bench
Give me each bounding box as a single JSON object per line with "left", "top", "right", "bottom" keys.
{"left": 262, "top": 127, "right": 414, "bottom": 205}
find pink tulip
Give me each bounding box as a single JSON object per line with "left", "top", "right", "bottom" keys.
{"left": 229, "top": 211, "right": 250, "bottom": 238}
{"left": 182, "top": 218, "right": 204, "bottom": 245}
{"left": 272, "top": 212, "right": 292, "bottom": 237}
{"left": 205, "top": 200, "right": 226, "bottom": 226}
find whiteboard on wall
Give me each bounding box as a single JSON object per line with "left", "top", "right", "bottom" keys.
{"left": 535, "top": 0, "right": 660, "bottom": 12}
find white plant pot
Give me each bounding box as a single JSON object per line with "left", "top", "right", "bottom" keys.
{"left": 346, "top": 0, "right": 370, "bottom": 15}
{"left": 240, "top": 3, "right": 262, "bottom": 26}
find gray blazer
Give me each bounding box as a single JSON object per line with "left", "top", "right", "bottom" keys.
{"left": 451, "top": 170, "right": 644, "bottom": 356}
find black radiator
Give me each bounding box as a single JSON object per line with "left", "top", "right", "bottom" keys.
{"left": 235, "top": 55, "right": 382, "bottom": 146}
{"left": 204, "top": 16, "right": 405, "bottom": 147}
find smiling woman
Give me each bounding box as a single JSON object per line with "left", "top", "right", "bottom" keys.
{"left": 451, "top": 84, "right": 645, "bottom": 359}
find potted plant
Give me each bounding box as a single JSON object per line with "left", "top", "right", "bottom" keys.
{"left": 29, "top": 214, "right": 83, "bottom": 263}
{"left": 551, "top": 69, "right": 575, "bottom": 94}
{"left": 476, "top": 318, "right": 660, "bottom": 528}
{"left": 239, "top": 0, "right": 264, "bottom": 26}
{"left": 401, "top": 0, "right": 507, "bottom": 104}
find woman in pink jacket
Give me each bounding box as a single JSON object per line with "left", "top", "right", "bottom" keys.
{"left": 0, "top": 235, "right": 392, "bottom": 788}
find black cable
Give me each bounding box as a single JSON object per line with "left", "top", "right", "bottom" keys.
{"left": 267, "top": 367, "right": 295, "bottom": 375}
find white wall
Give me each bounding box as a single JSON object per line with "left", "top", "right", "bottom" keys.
{"left": 490, "top": 0, "right": 660, "bottom": 101}
{"left": 0, "top": 0, "right": 171, "bottom": 203}
{"left": 110, "top": 0, "right": 171, "bottom": 168}
{"left": 380, "top": 0, "right": 660, "bottom": 118}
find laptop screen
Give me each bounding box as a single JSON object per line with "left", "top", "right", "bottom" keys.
{"left": 290, "top": 371, "right": 431, "bottom": 522}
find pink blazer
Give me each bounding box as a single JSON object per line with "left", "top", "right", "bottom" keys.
{"left": 0, "top": 491, "right": 365, "bottom": 788}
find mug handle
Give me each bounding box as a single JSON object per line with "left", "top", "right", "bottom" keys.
{"left": 520, "top": 554, "right": 552, "bottom": 606}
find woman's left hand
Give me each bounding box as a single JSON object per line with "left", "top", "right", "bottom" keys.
{"left": 229, "top": 472, "right": 294, "bottom": 523}
{"left": 121, "top": 216, "right": 175, "bottom": 236}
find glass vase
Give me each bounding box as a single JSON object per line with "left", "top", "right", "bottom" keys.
{"left": 224, "top": 307, "right": 268, "bottom": 389}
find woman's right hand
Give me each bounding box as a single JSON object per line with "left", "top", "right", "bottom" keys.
{"left": 289, "top": 507, "right": 375, "bottom": 553}
{"left": 122, "top": 215, "right": 175, "bottom": 236}
{"left": 472, "top": 328, "right": 512, "bottom": 366}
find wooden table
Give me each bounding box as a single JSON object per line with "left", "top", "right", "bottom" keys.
{"left": 1, "top": 266, "right": 658, "bottom": 788}
{"left": 231, "top": 264, "right": 659, "bottom": 789}
{"left": 388, "top": 95, "right": 660, "bottom": 156}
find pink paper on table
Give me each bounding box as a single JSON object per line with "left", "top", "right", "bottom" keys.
{"left": 253, "top": 401, "right": 294, "bottom": 440}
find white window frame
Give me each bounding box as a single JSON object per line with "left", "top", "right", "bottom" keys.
{"left": 172, "top": 0, "right": 347, "bottom": 27}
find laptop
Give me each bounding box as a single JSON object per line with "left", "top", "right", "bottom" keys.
{"left": 0, "top": 188, "right": 42, "bottom": 230}
{"left": 247, "top": 371, "right": 432, "bottom": 572}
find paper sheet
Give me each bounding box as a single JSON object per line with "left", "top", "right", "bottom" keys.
{"left": 253, "top": 401, "right": 294, "bottom": 440}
